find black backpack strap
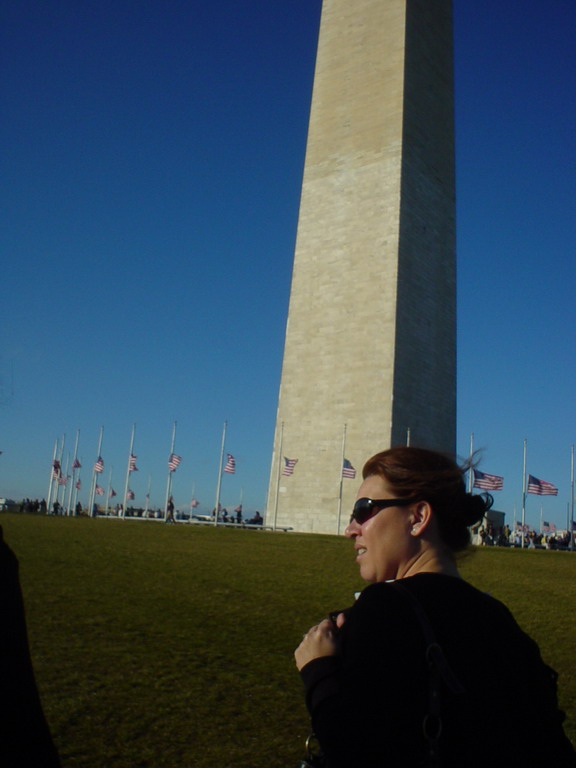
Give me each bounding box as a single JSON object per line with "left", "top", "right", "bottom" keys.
{"left": 392, "top": 580, "right": 466, "bottom": 767}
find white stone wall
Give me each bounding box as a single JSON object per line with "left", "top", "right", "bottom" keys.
{"left": 267, "top": 0, "right": 456, "bottom": 534}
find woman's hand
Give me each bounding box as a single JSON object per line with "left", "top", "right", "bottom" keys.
{"left": 294, "top": 618, "right": 340, "bottom": 671}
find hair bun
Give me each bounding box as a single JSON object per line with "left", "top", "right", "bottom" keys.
{"left": 461, "top": 493, "right": 493, "bottom": 527}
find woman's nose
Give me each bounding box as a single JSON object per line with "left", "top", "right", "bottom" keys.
{"left": 344, "top": 519, "right": 360, "bottom": 538}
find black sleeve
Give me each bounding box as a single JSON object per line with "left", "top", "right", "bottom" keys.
{"left": 299, "top": 583, "right": 428, "bottom": 768}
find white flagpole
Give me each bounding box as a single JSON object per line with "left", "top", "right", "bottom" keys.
{"left": 539, "top": 503, "right": 543, "bottom": 534}
{"left": 67, "top": 429, "right": 80, "bottom": 516}
{"left": 214, "top": 421, "right": 227, "bottom": 526}
{"left": 144, "top": 475, "right": 152, "bottom": 517}
{"left": 54, "top": 434, "right": 66, "bottom": 503}
{"left": 570, "top": 445, "right": 575, "bottom": 551}
{"left": 337, "top": 423, "right": 347, "bottom": 535}
{"left": 468, "top": 433, "right": 474, "bottom": 493}
{"left": 105, "top": 467, "right": 113, "bottom": 516}
{"left": 189, "top": 481, "right": 196, "bottom": 523}
{"left": 165, "top": 421, "right": 177, "bottom": 520}
{"left": 58, "top": 450, "right": 70, "bottom": 510}
{"left": 406, "top": 427, "right": 411, "bottom": 447}
{"left": 123, "top": 423, "right": 136, "bottom": 520}
{"left": 273, "top": 421, "right": 284, "bottom": 531}
{"left": 89, "top": 426, "right": 104, "bottom": 518}
{"left": 71, "top": 461, "right": 81, "bottom": 515}
{"left": 47, "top": 438, "right": 59, "bottom": 514}
{"left": 521, "top": 439, "right": 527, "bottom": 548}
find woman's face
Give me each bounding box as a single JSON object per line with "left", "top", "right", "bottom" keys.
{"left": 345, "top": 475, "right": 417, "bottom": 583}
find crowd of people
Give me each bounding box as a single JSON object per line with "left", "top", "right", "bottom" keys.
{"left": 475, "top": 522, "right": 574, "bottom": 550}
{"left": 9, "top": 498, "right": 265, "bottom": 526}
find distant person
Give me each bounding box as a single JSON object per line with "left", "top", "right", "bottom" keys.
{"left": 166, "top": 497, "right": 175, "bottom": 524}
{"left": 0, "top": 526, "right": 61, "bottom": 766}
{"left": 295, "top": 447, "right": 576, "bottom": 768}
{"left": 52, "top": 501, "right": 60, "bottom": 516}
{"left": 249, "top": 511, "right": 263, "bottom": 525}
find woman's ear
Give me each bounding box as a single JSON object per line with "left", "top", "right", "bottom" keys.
{"left": 410, "top": 501, "right": 433, "bottom": 536}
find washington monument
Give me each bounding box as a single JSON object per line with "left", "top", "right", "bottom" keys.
{"left": 268, "top": 0, "right": 456, "bottom": 534}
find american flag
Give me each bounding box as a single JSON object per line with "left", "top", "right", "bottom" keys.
{"left": 75, "top": 479, "right": 82, "bottom": 490}
{"left": 342, "top": 459, "right": 356, "bottom": 479}
{"left": 127, "top": 490, "right": 135, "bottom": 500}
{"left": 542, "top": 521, "right": 557, "bottom": 533}
{"left": 191, "top": 499, "right": 200, "bottom": 508}
{"left": 58, "top": 475, "right": 68, "bottom": 486}
{"left": 527, "top": 474, "right": 558, "bottom": 496}
{"left": 94, "top": 456, "right": 104, "bottom": 473}
{"left": 282, "top": 457, "right": 298, "bottom": 476}
{"left": 473, "top": 469, "right": 504, "bottom": 491}
{"left": 224, "top": 454, "right": 236, "bottom": 474}
{"left": 95, "top": 485, "right": 105, "bottom": 496}
{"left": 52, "top": 459, "right": 61, "bottom": 479}
{"left": 168, "top": 453, "right": 182, "bottom": 472}
{"left": 110, "top": 489, "right": 117, "bottom": 498}
{"left": 73, "top": 458, "right": 82, "bottom": 470}
{"left": 129, "top": 454, "right": 139, "bottom": 472}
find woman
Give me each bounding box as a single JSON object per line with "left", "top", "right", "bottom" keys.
{"left": 295, "top": 447, "right": 575, "bottom": 767}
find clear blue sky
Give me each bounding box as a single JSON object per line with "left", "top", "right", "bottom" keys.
{"left": 1, "top": 0, "right": 575, "bottom": 530}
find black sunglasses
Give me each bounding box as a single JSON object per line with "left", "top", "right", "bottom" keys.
{"left": 350, "top": 497, "right": 418, "bottom": 525}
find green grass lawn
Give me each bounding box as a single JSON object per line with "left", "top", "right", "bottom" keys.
{"left": 2, "top": 513, "right": 575, "bottom": 767}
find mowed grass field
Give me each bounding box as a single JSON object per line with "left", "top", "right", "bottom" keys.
{"left": 2, "top": 513, "right": 575, "bottom": 767}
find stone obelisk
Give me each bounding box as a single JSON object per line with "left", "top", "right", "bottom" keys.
{"left": 268, "top": 0, "right": 456, "bottom": 534}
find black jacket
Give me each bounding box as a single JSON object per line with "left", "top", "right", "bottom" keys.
{"left": 301, "top": 573, "right": 575, "bottom": 768}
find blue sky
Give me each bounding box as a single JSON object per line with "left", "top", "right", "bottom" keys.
{"left": 1, "top": 0, "right": 575, "bottom": 530}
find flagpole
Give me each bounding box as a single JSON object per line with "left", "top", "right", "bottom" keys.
{"left": 521, "top": 439, "right": 527, "bottom": 548}
{"left": 214, "top": 421, "right": 227, "bottom": 526}
{"left": 123, "top": 423, "right": 136, "bottom": 520}
{"left": 89, "top": 426, "right": 104, "bottom": 518}
{"left": 144, "top": 475, "right": 152, "bottom": 518}
{"left": 59, "top": 451, "right": 70, "bottom": 510}
{"left": 337, "top": 423, "right": 347, "bottom": 535}
{"left": 67, "top": 429, "right": 80, "bottom": 516}
{"left": 570, "top": 445, "right": 575, "bottom": 551}
{"left": 55, "top": 435, "right": 66, "bottom": 510}
{"left": 105, "top": 467, "right": 113, "bottom": 516}
{"left": 273, "top": 421, "right": 284, "bottom": 531}
{"left": 406, "top": 427, "right": 411, "bottom": 447}
{"left": 539, "top": 503, "right": 543, "bottom": 535}
{"left": 47, "top": 438, "right": 59, "bottom": 514}
{"left": 53, "top": 435, "right": 66, "bottom": 511}
{"left": 165, "top": 421, "right": 177, "bottom": 520}
{"left": 71, "top": 460, "right": 81, "bottom": 515}
{"left": 189, "top": 481, "right": 196, "bottom": 523}
{"left": 468, "top": 433, "right": 474, "bottom": 493}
